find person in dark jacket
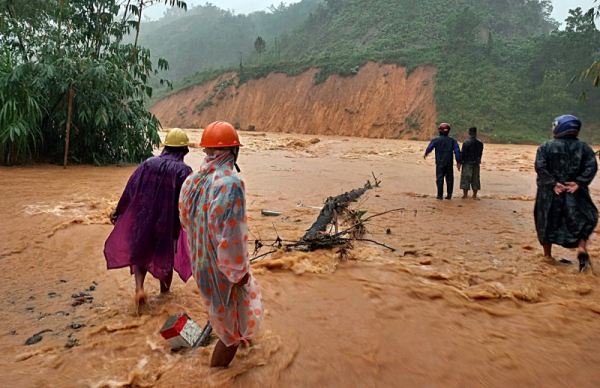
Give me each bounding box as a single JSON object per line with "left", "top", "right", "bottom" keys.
{"left": 424, "top": 123, "right": 461, "bottom": 200}
{"left": 459, "top": 127, "right": 484, "bottom": 199}
{"left": 534, "top": 115, "right": 598, "bottom": 273}
{"left": 104, "top": 128, "right": 193, "bottom": 308}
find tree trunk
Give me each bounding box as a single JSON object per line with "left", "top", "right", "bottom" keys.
{"left": 6, "top": 4, "right": 29, "bottom": 62}
{"left": 130, "top": 0, "right": 143, "bottom": 66}
{"left": 63, "top": 84, "right": 74, "bottom": 169}
{"left": 300, "top": 187, "right": 368, "bottom": 241}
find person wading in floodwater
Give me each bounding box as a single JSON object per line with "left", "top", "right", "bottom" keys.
{"left": 534, "top": 115, "right": 598, "bottom": 273}
{"left": 424, "top": 123, "right": 461, "bottom": 200}
{"left": 179, "top": 121, "right": 263, "bottom": 367}
{"left": 104, "top": 129, "right": 193, "bottom": 308}
{"left": 459, "top": 127, "right": 484, "bottom": 199}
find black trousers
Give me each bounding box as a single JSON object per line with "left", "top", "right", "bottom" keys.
{"left": 436, "top": 164, "right": 454, "bottom": 199}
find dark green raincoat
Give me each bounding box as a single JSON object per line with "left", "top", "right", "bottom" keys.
{"left": 534, "top": 137, "right": 598, "bottom": 248}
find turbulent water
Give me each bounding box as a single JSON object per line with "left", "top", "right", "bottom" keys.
{"left": 1, "top": 130, "right": 600, "bottom": 387}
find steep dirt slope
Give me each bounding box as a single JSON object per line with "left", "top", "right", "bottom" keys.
{"left": 151, "top": 62, "right": 438, "bottom": 139}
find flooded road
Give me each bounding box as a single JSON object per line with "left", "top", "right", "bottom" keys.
{"left": 1, "top": 130, "right": 600, "bottom": 387}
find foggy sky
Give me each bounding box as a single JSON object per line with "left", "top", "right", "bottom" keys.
{"left": 144, "top": 0, "right": 597, "bottom": 27}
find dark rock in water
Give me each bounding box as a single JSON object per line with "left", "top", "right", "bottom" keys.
{"left": 72, "top": 292, "right": 93, "bottom": 299}
{"left": 25, "top": 329, "right": 52, "bottom": 346}
{"left": 69, "top": 322, "right": 85, "bottom": 330}
{"left": 64, "top": 338, "right": 79, "bottom": 349}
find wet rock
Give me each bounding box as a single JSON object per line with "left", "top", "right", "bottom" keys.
{"left": 48, "top": 292, "right": 61, "bottom": 298}
{"left": 38, "top": 313, "right": 51, "bottom": 320}
{"left": 88, "top": 285, "right": 96, "bottom": 291}
{"left": 71, "top": 292, "right": 92, "bottom": 298}
{"left": 403, "top": 250, "right": 419, "bottom": 256}
{"left": 375, "top": 195, "right": 381, "bottom": 198}
{"left": 69, "top": 322, "right": 85, "bottom": 330}
{"left": 26, "top": 307, "right": 34, "bottom": 312}
{"left": 25, "top": 329, "right": 52, "bottom": 346}
{"left": 58, "top": 279, "right": 67, "bottom": 283}
{"left": 386, "top": 228, "right": 392, "bottom": 234}
{"left": 64, "top": 338, "right": 79, "bottom": 349}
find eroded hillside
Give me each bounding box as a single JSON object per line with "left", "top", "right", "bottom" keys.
{"left": 151, "top": 62, "right": 438, "bottom": 140}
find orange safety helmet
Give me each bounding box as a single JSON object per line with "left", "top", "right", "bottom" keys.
{"left": 200, "top": 121, "right": 243, "bottom": 148}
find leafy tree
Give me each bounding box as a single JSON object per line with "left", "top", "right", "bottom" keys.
{"left": 254, "top": 36, "right": 267, "bottom": 62}
{"left": 566, "top": 7, "right": 597, "bottom": 33}
{"left": 0, "top": 0, "right": 187, "bottom": 165}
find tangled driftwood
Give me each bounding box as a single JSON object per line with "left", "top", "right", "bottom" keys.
{"left": 250, "top": 174, "right": 405, "bottom": 262}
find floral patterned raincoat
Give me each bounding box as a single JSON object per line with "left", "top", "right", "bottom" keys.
{"left": 179, "top": 150, "right": 263, "bottom": 346}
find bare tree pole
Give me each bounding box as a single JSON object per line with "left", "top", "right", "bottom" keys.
{"left": 130, "top": 0, "right": 144, "bottom": 66}
{"left": 63, "top": 84, "right": 74, "bottom": 169}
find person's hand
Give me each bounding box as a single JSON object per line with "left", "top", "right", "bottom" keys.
{"left": 233, "top": 272, "right": 250, "bottom": 290}
{"left": 565, "top": 182, "right": 579, "bottom": 194}
{"left": 457, "top": 163, "right": 462, "bottom": 171}
{"left": 110, "top": 209, "right": 118, "bottom": 225}
{"left": 553, "top": 183, "right": 566, "bottom": 195}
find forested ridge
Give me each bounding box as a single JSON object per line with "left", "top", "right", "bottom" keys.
{"left": 1, "top": 0, "right": 599, "bottom": 167}
{"left": 147, "top": 0, "right": 600, "bottom": 143}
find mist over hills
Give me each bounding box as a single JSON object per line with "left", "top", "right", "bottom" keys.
{"left": 145, "top": 0, "right": 600, "bottom": 143}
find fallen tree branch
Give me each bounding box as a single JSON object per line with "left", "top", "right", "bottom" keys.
{"left": 301, "top": 187, "right": 368, "bottom": 241}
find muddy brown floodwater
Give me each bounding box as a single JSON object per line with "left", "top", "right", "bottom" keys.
{"left": 1, "top": 130, "right": 600, "bottom": 388}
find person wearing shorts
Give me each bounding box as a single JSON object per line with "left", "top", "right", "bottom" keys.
{"left": 459, "top": 127, "right": 484, "bottom": 199}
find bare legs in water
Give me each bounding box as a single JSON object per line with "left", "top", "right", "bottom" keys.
{"left": 134, "top": 266, "right": 174, "bottom": 307}
{"left": 210, "top": 339, "right": 239, "bottom": 367}
{"left": 543, "top": 240, "right": 592, "bottom": 272}
{"left": 462, "top": 189, "right": 478, "bottom": 199}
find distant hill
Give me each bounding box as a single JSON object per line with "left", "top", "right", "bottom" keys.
{"left": 146, "top": 0, "right": 600, "bottom": 143}
{"left": 137, "top": 1, "right": 322, "bottom": 80}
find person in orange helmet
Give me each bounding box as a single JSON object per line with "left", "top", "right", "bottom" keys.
{"left": 179, "top": 121, "right": 263, "bottom": 367}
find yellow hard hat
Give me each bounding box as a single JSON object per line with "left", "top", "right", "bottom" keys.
{"left": 164, "top": 128, "right": 189, "bottom": 147}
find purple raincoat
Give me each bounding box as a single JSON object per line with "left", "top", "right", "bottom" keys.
{"left": 104, "top": 147, "right": 193, "bottom": 282}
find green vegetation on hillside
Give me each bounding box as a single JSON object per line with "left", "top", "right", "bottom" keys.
{"left": 150, "top": 0, "right": 600, "bottom": 144}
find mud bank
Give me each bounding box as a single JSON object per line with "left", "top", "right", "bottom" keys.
{"left": 151, "top": 62, "right": 438, "bottom": 140}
